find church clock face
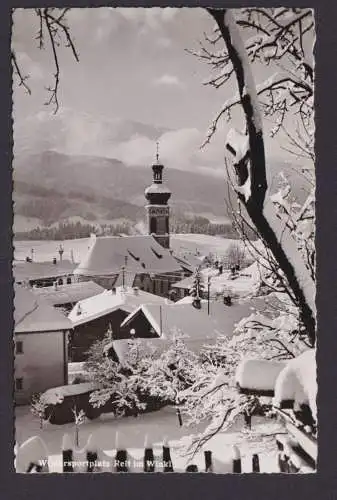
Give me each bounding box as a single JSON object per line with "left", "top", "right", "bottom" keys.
{"left": 148, "top": 206, "right": 169, "bottom": 217}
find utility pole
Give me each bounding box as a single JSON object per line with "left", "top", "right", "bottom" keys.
{"left": 122, "top": 256, "right": 128, "bottom": 290}
{"left": 207, "top": 276, "right": 211, "bottom": 315}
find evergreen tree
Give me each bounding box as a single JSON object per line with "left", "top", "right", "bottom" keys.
{"left": 190, "top": 267, "right": 205, "bottom": 305}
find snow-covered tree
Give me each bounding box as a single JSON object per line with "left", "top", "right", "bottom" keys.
{"left": 12, "top": 8, "right": 79, "bottom": 113}
{"left": 72, "top": 406, "right": 86, "bottom": 447}
{"left": 224, "top": 242, "right": 246, "bottom": 270}
{"left": 192, "top": 8, "right": 316, "bottom": 346}
{"left": 139, "top": 333, "right": 200, "bottom": 425}
{"left": 30, "top": 393, "right": 48, "bottom": 429}
{"left": 84, "top": 337, "right": 150, "bottom": 416}
{"left": 190, "top": 267, "right": 205, "bottom": 306}
{"left": 180, "top": 297, "right": 309, "bottom": 453}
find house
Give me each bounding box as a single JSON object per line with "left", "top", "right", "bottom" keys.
{"left": 235, "top": 350, "right": 317, "bottom": 472}
{"left": 170, "top": 275, "right": 198, "bottom": 300}
{"left": 14, "top": 259, "right": 76, "bottom": 288}
{"left": 14, "top": 285, "right": 73, "bottom": 405}
{"left": 74, "top": 234, "right": 189, "bottom": 297}
{"left": 67, "top": 286, "right": 171, "bottom": 362}
{"left": 113, "top": 299, "right": 258, "bottom": 359}
{"left": 31, "top": 280, "right": 105, "bottom": 313}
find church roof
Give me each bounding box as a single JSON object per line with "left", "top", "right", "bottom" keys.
{"left": 74, "top": 235, "right": 183, "bottom": 277}
{"left": 14, "top": 285, "right": 72, "bottom": 333}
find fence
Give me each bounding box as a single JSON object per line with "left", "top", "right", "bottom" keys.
{"left": 15, "top": 432, "right": 313, "bottom": 474}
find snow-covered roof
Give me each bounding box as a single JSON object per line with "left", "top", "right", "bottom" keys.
{"left": 68, "top": 286, "right": 170, "bottom": 327}
{"left": 14, "top": 259, "right": 76, "bottom": 282}
{"left": 31, "top": 281, "right": 105, "bottom": 306}
{"left": 144, "top": 183, "right": 171, "bottom": 195}
{"left": 120, "top": 300, "right": 257, "bottom": 341}
{"left": 74, "top": 235, "right": 183, "bottom": 277}
{"left": 14, "top": 285, "right": 72, "bottom": 333}
{"left": 41, "top": 382, "right": 98, "bottom": 405}
{"left": 236, "top": 349, "right": 317, "bottom": 423}
{"left": 236, "top": 359, "right": 287, "bottom": 395}
{"left": 175, "top": 296, "right": 208, "bottom": 305}
{"left": 171, "top": 276, "right": 194, "bottom": 290}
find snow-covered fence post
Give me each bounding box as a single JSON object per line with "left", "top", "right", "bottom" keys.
{"left": 62, "top": 434, "right": 74, "bottom": 473}
{"left": 114, "top": 431, "right": 129, "bottom": 472}
{"left": 143, "top": 435, "right": 155, "bottom": 472}
{"left": 16, "top": 436, "right": 49, "bottom": 473}
{"left": 207, "top": 8, "right": 316, "bottom": 346}
{"left": 232, "top": 445, "right": 242, "bottom": 473}
{"left": 204, "top": 450, "right": 213, "bottom": 472}
{"left": 252, "top": 453, "right": 260, "bottom": 473}
{"left": 162, "top": 438, "right": 174, "bottom": 472}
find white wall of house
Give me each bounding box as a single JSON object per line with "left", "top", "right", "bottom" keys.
{"left": 14, "top": 331, "right": 68, "bottom": 405}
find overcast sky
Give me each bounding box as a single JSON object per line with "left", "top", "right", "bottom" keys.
{"left": 12, "top": 8, "right": 314, "bottom": 174}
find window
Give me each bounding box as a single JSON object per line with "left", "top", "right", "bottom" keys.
{"left": 150, "top": 218, "right": 157, "bottom": 234}
{"left": 15, "top": 378, "right": 23, "bottom": 391}
{"left": 58, "top": 278, "right": 64, "bottom": 286}
{"left": 66, "top": 277, "right": 72, "bottom": 285}
{"left": 15, "top": 341, "right": 23, "bottom": 355}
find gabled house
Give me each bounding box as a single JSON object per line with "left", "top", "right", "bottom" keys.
{"left": 67, "top": 286, "right": 171, "bottom": 362}
{"left": 73, "top": 234, "right": 190, "bottom": 297}
{"left": 113, "top": 299, "right": 258, "bottom": 359}
{"left": 14, "top": 259, "right": 76, "bottom": 288}
{"left": 31, "top": 280, "right": 105, "bottom": 313}
{"left": 14, "top": 285, "right": 73, "bottom": 405}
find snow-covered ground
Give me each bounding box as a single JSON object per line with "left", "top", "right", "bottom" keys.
{"left": 14, "top": 234, "right": 252, "bottom": 264}
{"left": 202, "top": 261, "right": 261, "bottom": 298}
{"left": 15, "top": 405, "right": 282, "bottom": 473}
{"left": 171, "top": 234, "right": 244, "bottom": 259}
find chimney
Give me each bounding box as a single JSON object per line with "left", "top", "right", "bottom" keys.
{"left": 133, "top": 287, "right": 139, "bottom": 296}
{"left": 52, "top": 257, "right": 57, "bottom": 265}
{"left": 76, "top": 304, "right": 82, "bottom": 316}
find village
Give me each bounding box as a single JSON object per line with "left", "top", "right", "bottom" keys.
{"left": 14, "top": 148, "right": 317, "bottom": 474}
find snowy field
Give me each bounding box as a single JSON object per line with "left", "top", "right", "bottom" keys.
{"left": 202, "top": 262, "right": 261, "bottom": 298}
{"left": 14, "top": 234, "right": 249, "bottom": 264}
{"left": 15, "top": 405, "right": 282, "bottom": 473}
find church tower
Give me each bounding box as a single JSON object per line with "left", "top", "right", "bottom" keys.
{"left": 145, "top": 143, "right": 171, "bottom": 249}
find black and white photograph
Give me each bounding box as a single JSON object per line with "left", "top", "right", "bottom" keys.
{"left": 12, "top": 7, "right": 316, "bottom": 473}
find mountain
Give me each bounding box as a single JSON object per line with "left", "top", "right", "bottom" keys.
{"left": 13, "top": 150, "right": 229, "bottom": 227}
{"left": 13, "top": 110, "right": 313, "bottom": 230}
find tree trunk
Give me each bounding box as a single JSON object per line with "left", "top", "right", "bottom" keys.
{"left": 207, "top": 8, "right": 316, "bottom": 345}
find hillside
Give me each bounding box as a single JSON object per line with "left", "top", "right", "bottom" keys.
{"left": 13, "top": 110, "right": 312, "bottom": 230}
{"left": 13, "top": 150, "right": 229, "bottom": 226}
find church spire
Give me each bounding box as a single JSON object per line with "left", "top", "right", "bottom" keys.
{"left": 144, "top": 142, "right": 171, "bottom": 249}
